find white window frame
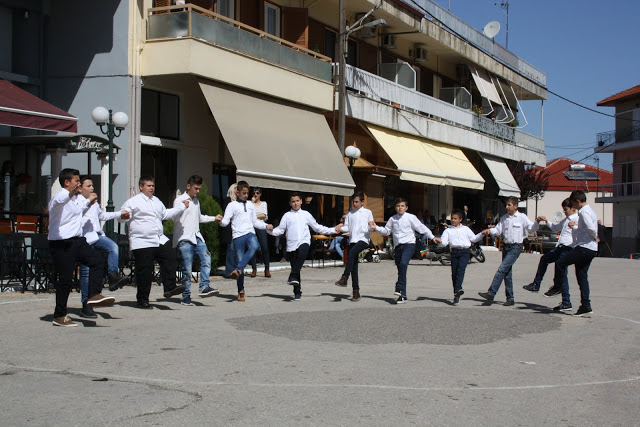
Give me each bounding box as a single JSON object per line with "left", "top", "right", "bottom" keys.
{"left": 264, "top": 2, "right": 280, "bottom": 38}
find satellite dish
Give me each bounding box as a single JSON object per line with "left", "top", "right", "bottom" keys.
{"left": 553, "top": 211, "right": 564, "bottom": 223}
{"left": 483, "top": 21, "right": 501, "bottom": 39}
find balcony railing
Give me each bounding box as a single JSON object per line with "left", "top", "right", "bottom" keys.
{"left": 341, "top": 64, "right": 544, "bottom": 152}
{"left": 597, "top": 182, "right": 640, "bottom": 199}
{"left": 597, "top": 126, "right": 640, "bottom": 147}
{"left": 147, "top": 4, "right": 332, "bottom": 82}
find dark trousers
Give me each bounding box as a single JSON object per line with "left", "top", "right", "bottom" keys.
{"left": 533, "top": 245, "right": 571, "bottom": 286}
{"left": 394, "top": 243, "right": 415, "bottom": 297}
{"left": 250, "top": 228, "right": 270, "bottom": 270}
{"left": 287, "top": 243, "right": 309, "bottom": 295}
{"left": 342, "top": 240, "right": 370, "bottom": 290}
{"left": 132, "top": 241, "right": 177, "bottom": 304}
{"left": 555, "top": 246, "right": 597, "bottom": 308}
{"left": 450, "top": 248, "right": 470, "bottom": 294}
{"left": 50, "top": 237, "right": 103, "bottom": 318}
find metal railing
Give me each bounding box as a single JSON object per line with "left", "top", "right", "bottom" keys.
{"left": 341, "top": 64, "right": 544, "bottom": 152}
{"left": 597, "top": 126, "right": 640, "bottom": 147}
{"left": 597, "top": 181, "right": 640, "bottom": 198}
{"left": 147, "top": 4, "right": 332, "bottom": 81}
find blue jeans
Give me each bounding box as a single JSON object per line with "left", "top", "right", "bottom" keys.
{"left": 233, "top": 233, "right": 260, "bottom": 292}
{"left": 394, "top": 243, "right": 415, "bottom": 297}
{"left": 532, "top": 245, "right": 571, "bottom": 286}
{"left": 328, "top": 236, "right": 344, "bottom": 258}
{"left": 178, "top": 238, "right": 212, "bottom": 298}
{"left": 450, "top": 248, "right": 470, "bottom": 294}
{"left": 488, "top": 243, "right": 522, "bottom": 300}
{"left": 225, "top": 241, "right": 236, "bottom": 277}
{"left": 555, "top": 246, "right": 597, "bottom": 308}
{"left": 80, "top": 235, "right": 119, "bottom": 303}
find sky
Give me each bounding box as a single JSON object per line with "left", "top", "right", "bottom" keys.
{"left": 432, "top": 0, "right": 639, "bottom": 171}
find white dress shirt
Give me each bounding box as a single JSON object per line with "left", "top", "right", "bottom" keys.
{"left": 172, "top": 192, "right": 217, "bottom": 247}
{"left": 375, "top": 212, "right": 434, "bottom": 245}
{"left": 573, "top": 204, "right": 598, "bottom": 251}
{"left": 549, "top": 213, "right": 578, "bottom": 247}
{"left": 120, "top": 193, "right": 186, "bottom": 250}
{"left": 48, "top": 189, "right": 91, "bottom": 240}
{"left": 78, "top": 195, "right": 122, "bottom": 244}
{"left": 220, "top": 200, "right": 266, "bottom": 240}
{"left": 341, "top": 207, "right": 374, "bottom": 244}
{"left": 440, "top": 225, "right": 483, "bottom": 248}
{"left": 490, "top": 211, "right": 539, "bottom": 244}
{"left": 268, "top": 209, "right": 335, "bottom": 252}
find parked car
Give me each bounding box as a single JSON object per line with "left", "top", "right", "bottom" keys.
{"left": 535, "top": 224, "right": 560, "bottom": 252}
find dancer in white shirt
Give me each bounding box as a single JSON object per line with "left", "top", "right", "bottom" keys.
{"left": 215, "top": 181, "right": 266, "bottom": 301}
{"left": 334, "top": 192, "right": 374, "bottom": 302}
{"left": 48, "top": 169, "right": 114, "bottom": 327}
{"left": 77, "top": 176, "right": 130, "bottom": 319}
{"left": 438, "top": 209, "right": 484, "bottom": 306}
{"left": 372, "top": 197, "right": 437, "bottom": 304}
{"left": 267, "top": 192, "right": 338, "bottom": 301}
{"left": 173, "top": 175, "right": 219, "bottom": 306}
{"left": 120, "top": 176, "right": 188, "bottom": 308}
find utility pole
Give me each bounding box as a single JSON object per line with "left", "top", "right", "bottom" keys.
{"left": 496, "top": 0, "right": 509, "bottom": 49}
{"left": 337, "top": 0, "right": 347, "bottom": 157}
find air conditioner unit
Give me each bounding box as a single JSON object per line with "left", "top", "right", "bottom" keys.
{"left": 381, "top": 34, "right": 396, "bottom": 49}
{"left": 456, "top": 64, "right": 470, "bottom": 83}
{"left": 414, "top": 47, "right": 428, "bottom": 62}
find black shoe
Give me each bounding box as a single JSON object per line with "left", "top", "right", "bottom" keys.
{"left": 523, "top": 283, "right": 540, "bottom": 293}
{"left": 163, "top": 284, "right": 187, "bottom": 299}
{"left": 478, "top": 292, "right": 494, "bottom": 301}
{"left": 454, "top": 289, "right": 464, "bottom": 298}
{"left": 80, "top": 303, "right": 97, "bottom": 319}
{"left": 136, "top": 301, "right": 153, "bottom": 309}
{"left": 396, "top": 295, "right": 407, "bottom": 304}
{"left": 108, "top": 271, "right": 130, "bottom": 292}
{"left": 553, "top": 302, "right": 573, "bottom": 312}
{"left": 452, "top": 295, "right": 461, "bottom": 306}
{"left": 544, "top": 287, "right": 561, "bottom": 297}
{"left": 503, "top": 299, "right": 515, "bottom": 306}
{"left": 573, "top": 306, "right": 593, "bottom": 317}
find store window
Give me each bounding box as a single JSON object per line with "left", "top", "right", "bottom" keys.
{"left": 141, "top": 89, "right": 180, "bottom": 140}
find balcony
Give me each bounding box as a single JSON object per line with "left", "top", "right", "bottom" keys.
{"left": 596, "top": 126, "right": 640, "bottom": 152}
{"left": 596, "top": 182, "right": 640, "bottom": 203}
{"left": 147, "top": 4, "right": 332, "bottom": 82}
{"left": 341, "top": 64, "right": 544, "bottom": 154}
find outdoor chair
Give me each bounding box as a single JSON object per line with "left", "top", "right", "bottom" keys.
{"left": 28, "top": 233, "right": 57, "bottom": 293}
{"left": 0, "top": 233, "right": 28, "bottom": 292}
{"left": 0, "top": 218, "right": 13, "bottom": 233}
{"left": 15, "top": 215, "right": 38, "bottom": 234}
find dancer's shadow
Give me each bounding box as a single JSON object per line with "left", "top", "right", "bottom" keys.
{"left": 415, "top": 296, "right": 454, "bottom": 305}
{"left": 514, "top": 301, "right": 555, "bottom": 314}
{"left": 258, "top": 293, "right": 296, "bottom": 302}
{"left": 320, "top": 292, "right": 349, "bottom": 302}
{"left": 117, "top": 301, "right": 174, "bottom": 310}
{"left": 362, "top": 295, "right": 397, "bottom": 305}
{"left": 39, "top": 314, "right": 105, "bottom": 327}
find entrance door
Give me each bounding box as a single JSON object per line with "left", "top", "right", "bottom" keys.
{"left": 141, "top": 145, "right": 177, "bottom": 208}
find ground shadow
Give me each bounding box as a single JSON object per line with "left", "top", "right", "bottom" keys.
{"left": 39, "top": 314, "right": 105, "bottom": 327}
{"left": 116, "top": 301, "right": 174, "bottom": 310}
{"left": 415, "top": 296, "right": 456, "bottom": 306}
{"left": 362, "top": 294, "right": 397, "bottom": 305}
{"left": 257, "top": 293, "right": 296, "bottom": 302}
{"left": 320, "top": 292, "right": 349, "bottom": 302}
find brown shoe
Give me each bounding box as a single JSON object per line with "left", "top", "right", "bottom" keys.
{"left": 250, "top": 269, "right": 257, "bottom": 278}
{"left": 351, "top": 289, "right": 361, "bottom": 302}
{"left": 230, "top": 269, "right": 242, "bottom": 280}
{"left": 264, "top": 270, "right": 271, "bottom": 278}
{"left": 237, "top": 290, "right": 245, "bottom": 302}
{"left": 86, "top": 294, "right": 115, "bottom": 307}
{"left": 52, "top": 315, "right": 77, "bottom": 327}
{"left": 335, "top": 275, "right": 348, "bottom": 287}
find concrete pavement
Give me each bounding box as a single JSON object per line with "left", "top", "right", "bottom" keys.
{"left": 1, "top": 251, "right": 639, "bottom": 426}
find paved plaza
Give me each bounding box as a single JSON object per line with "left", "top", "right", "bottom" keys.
{"left": 1, "top": 251, "right": 639, "bottom": 426}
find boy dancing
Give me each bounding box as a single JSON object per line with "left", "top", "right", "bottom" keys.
{"left": 266, "top": 192, "right": 338, "bottom": 301}
{"left": 120, "top": 176, "right": 188, "bottom": 308}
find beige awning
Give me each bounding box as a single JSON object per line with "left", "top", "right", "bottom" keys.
{"left": 479, "top": 154, "right": 521, "bottom": 197}
{"left": 199, "top": 81, "right": 355, "bottom": 196}
{"left": 367, "top": 125, "right": 484, "bottom": 190}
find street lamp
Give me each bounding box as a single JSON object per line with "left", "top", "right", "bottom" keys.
{"left": 337, "top": 1, "right": 385, "bottom": 156}
{"left": 345, "top": 145, "right": 361, "bottom": 176}
{"left": 91, "top": 106, "right": 128, "bottom": 238}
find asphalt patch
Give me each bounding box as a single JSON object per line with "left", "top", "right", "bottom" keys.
{"left": 227, "top": 307, "right": 561, "bottom": 345}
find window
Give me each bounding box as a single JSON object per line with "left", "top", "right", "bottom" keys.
{"left": 141, "top": 89, "right": 180, "bottom": 140}
{"left": 622, "top": 163, "right": 633, "bottom": 196}
{"left": 264, "top": 2, "right": 280, "bottom": 38}
{"left": 324, "top": 29, "right": 336, "bottom": 61}
{"left": 216, "top": 0, "right": 234, "bottom": 19}
{"left": 211, "top": 164, "right": 235, "bottom": 205}
{"left": 346, "top": 40, "right": 358, "bottom": 66}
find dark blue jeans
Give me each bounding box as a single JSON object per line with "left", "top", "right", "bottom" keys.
{"left": 555, "top": 246, "right": 597, "bottom": 308}
{"left": 342, "top": 240, "right": 370, "bottom": 290}
{"left": 394, "top": 243, "right": 415, "bottom": 297}
{"left": 288, "top": 243, "right": 309, "bottom": 295}
{"left": 532, "top": 245, "right": 571, "bottom": 286}
{"left": 250, "top": 228, "right": 270, "bottom": 270}
{"left": 233, "top": 233, "right": 260, "bottom": 292}
{"left": 488, "top": 243, "right": 522, "bottom": 300}
{"left": 450, "top": 248, "right": 470, "bottom": 294}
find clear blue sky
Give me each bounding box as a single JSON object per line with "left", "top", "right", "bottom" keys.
{"left": 434, "top": 0, "right": 639, "bottom": 171}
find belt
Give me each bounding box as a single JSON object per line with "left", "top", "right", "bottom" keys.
{"left": 451, "top": 247, "right": 470, "bottom": 251}
{"left": 503, "top": 242, "right": 521, "bottom": 246}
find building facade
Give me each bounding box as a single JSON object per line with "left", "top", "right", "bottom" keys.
{"left": 595, "top": 85, "right": 640, "bottom": 256}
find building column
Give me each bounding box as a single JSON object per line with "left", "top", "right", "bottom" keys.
{"left": 98, "top": 154, "right": 109, "bottom": 208}
{"left": 48, "top": 148, "right": 67, "bottom": 197}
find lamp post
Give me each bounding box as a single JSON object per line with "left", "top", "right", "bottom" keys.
{"left": 91, "top": 106, "right": 129, "bottom": 239}
{"left": 345, "top": 145, "right": 361, "bottom": 176}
